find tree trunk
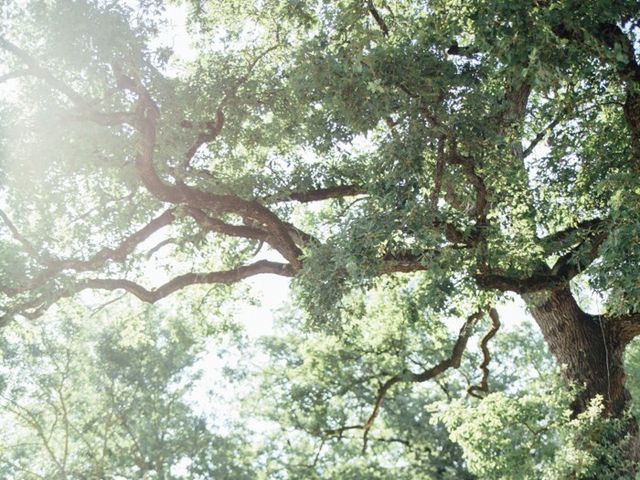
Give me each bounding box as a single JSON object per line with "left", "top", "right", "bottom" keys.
{"left": 524, "top": 285, "right": 638, "bottom": 476}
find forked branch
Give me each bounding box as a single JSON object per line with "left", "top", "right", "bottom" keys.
{"left": 3, "top": 209, "right": 176, "bottom": 295}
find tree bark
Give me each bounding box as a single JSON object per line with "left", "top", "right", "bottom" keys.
{"left": 525, "top": 286, "right": 629, "bottom": 416}
{"left": 524, "top": 285, "right": 638, "bottom": 476}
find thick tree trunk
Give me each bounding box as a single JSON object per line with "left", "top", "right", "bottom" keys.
{"left": 524, "top": 285, "right": 638, "bottom": 475}
{"left": 525, "top": 286, "right": 630, "bottom": 416}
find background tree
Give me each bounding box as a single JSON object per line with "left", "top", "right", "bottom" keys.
{"left": 0, "top": 299, "right": 255, "bottom": 479}
{"left": 1, "top": 0, "right": 640, "bottom": 476}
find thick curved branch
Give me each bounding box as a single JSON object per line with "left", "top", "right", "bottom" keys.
{"left": 468, "top": 307, "right": 501, "bottom": 399}
{"left": 120, "top": 68, "right": 303, "bottom": 268}
{"left": 78, "top": 260, "right": 294, "bottom": 302}
{"left": 119, "top": 66, "right": 303, "bottom": 268}
{"left": 267, "top": 185, "right": 366, "bottom": 203}
{"left": 0, "top": 43, "right": 303, "bottom": 293}
{"left": 2, "top": 260, "right": 294, "bottom": 323}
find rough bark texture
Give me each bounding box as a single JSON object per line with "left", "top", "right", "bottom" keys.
{"left": 525, "top": 286, "right": 630, "bottom": 417}
{"left": 525, "top": 286, "right": 639, "bottom": 476}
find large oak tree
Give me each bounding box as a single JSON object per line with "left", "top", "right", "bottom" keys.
{"left": 1, "top": 0, "right": 640, "bottom": 476}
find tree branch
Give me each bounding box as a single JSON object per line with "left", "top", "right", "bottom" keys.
{"left": 182, "top": 109, "right": 224, "bottom": 169}
{"left": 549, "top": 229, "right": 607, "bottom": 279}
{"left": 185, "top": 207, "right": 269, "bottom": 242}
{"left": 477, "top": 218, "right": 608, "bottom": 294}
{"left": 448, "top": 149, "right": 488, "bottom": 224}
{"left": 0, "top": 36, "right": 89, "bottom": 107}
{"left": 522, "top": 115, "right": 563, "bottom": 158}
{"left": 79, "top": 261, "right": 294, "bottom": 302}
{"left": 468, "top": 307, "right": 501, "bottom": 399}
{"left": 11, "top": 209, "right": 176, "bottom": 294}
{"left": 2, "top": 260, "right": 295, "bottom": 323}
{"left": 610, "top": 312, "right": 640, "bottom": 345}
{"left": 323, "top": 309, "right": 482, "bottom": 452}
{"left": 367, "top": 0, "right": 389, "bottom": 37}
{"left": 475, "top": 271, "right": 563, "bottom": 294}
{"left": 267, "top": 185, "right": 366, "bottom": 203}
{"left": 539, "top": 218, "right": 605, "bottom": 254}
{"left": 0, "top": 38, "right": 316, "bottom": 273}
{"left": 0, "top": 208, "right": 50, "bottom": 264}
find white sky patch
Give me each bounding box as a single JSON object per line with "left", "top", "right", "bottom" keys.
{"left": 236, "top": 274, "right": 291, "bottom": 338}
{"left": 150, "top": 2, "right": 198, "bottom": 74}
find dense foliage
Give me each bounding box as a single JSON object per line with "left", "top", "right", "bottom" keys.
{"left": 1, "top": 0, "right": 640, "bottom": 477}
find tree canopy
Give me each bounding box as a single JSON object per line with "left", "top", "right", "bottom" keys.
{"left": 1, "top": 0, "right": 640, "bottom": 477}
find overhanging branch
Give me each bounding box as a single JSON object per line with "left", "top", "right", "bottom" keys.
{"left": 323, "top": 309, "right": 483, "bottom": 452}
{"left": 78, "top": 260, "right": 294, "bottom": 302}
{"left": 267, "top": 185, "right": 366, "bottom": 203}
{"left": 468, "top": 307, "right": 501, "bottom": 399}
{"left": 367, "top": 0, "right": 389, "bottom": 37}
{"left": 1, "top": 260, "right": 294, "bottom": 323}
{"left": 11, "top": 209, "right": 176, "bottom": 295}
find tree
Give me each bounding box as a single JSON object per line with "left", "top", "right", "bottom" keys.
{"left": 0, "top": 300, "right": 255, "bottom": 479}
{"left": 1, "top": 0, "right": 639, "bottom": 476}
{"left": 251, "top": 296, "right": 615, "bottom": 478}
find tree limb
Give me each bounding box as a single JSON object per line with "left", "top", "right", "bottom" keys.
{"left": 0, "top": 208, "right": 51, "bottom": 264}
{"left": 323, "top": 309, "right": 482, "bottom": 452}
{"left": 468, "top": 307, "right": 501, "bottom": 399}
{"left": 539, "top": 218, "right": 605, "bottom": 254}
{"left": 522, "top": 115, "right": 563, "bottom": 158}
{"left": 1, "top": 260, "right": 295, "bottom": 322}
{"left": 610, "top": 312, "right": 640, "bottom": 345}
{"left": 0, "top": 36, "right": 89, "bottom": 107}
{"left": 185, "top": 207, "right": 269, "bottom": 242}
{"left": 367, "top": 0, "right": 389, "bottom": 37}
{"left": 182, "top": 109, "right": 225, "bottom": 169}
{"left": 79, "top": 261, "right": 294, "bottom": 302}
{"left": 267, "top": 185, "right": 366, "bottom": 203}
{"left": 12, "top": 209, "right": 176, "bottom": 294}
